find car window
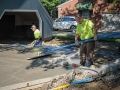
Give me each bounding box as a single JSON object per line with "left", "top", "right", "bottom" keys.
{"left": 70, "top": 18, "right": 76, "bottom": 21}
{"left": 63, "top": 18, "right": 71, "bottom": 21}
{"left": 55, "top": 18, "right": 62, "bottom": 22}
{"left": 62, "top": 17, "right": 75, "bottom": 21}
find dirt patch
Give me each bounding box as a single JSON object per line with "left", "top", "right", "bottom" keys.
{"left": 94, "top": 41, "right": 120, "bottom": 65}
{"left": 43, "top": 38, "right": 74, "bottom": 46}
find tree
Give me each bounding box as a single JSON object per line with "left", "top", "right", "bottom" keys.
{"left": 108, "top": 0, "right": 120, "bottom": 12}
{"left": 40, "top": 0, "right": 60, "bottom": 18}
{"left": 60, "top": 0, "right": 69, "bottom": 4}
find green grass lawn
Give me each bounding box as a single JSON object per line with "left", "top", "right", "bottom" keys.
{"left": 53, "top": 34, "right": 120, "bottom": 42}
{"left": 52, "top": 34, "right": 75, "bottom": 40}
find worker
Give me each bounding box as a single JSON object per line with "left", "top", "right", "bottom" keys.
{"left": 75, "top": 14, "right": 97, "bottom": 67}
{"left": 31, "top": 25, "right": 42, "bottom": 47}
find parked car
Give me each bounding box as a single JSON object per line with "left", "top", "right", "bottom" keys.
{"left": 53, "top": 16, "right": 77, "bottom": 32}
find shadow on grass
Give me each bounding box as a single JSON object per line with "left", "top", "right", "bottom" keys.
{"left": 52, "top": 34, "right": 75, "bottom": 40}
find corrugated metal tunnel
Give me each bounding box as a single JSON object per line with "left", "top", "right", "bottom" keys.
{"left": 0, "top": 11, "right": 40, "bottom": 40}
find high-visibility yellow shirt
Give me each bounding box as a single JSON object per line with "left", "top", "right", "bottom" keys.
{"left": 76, "top": 19, "right": 94, "bottom": 40}
{"left": 34, "top": 29, "right": 41, "bottom": 39}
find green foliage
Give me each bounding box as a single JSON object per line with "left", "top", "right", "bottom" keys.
{"left": 100, "top": 37, "right": 120, "bottom": 42}
{"left": 40, "top": 0, "right": 60, "bottom": 18}
{"left": 76, "top": 2, "right": 93, "bottom": 10}
{"left": 60, "top": 0, "right": 69, "bottom": 3}
{"left": 108, "top": 0, "right": 120, "bottom": 12}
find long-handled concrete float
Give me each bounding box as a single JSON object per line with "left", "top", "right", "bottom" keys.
{"left": 27, "top": 32, "right": 120, "bottom": 60}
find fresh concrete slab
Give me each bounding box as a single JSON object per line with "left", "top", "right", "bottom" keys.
{"left": 0, "top": 45, "right": 74, "bottom": 87}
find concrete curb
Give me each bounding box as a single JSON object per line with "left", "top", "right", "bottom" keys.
{"left": 0, "top": 74, "right": 65, "bottom": 90}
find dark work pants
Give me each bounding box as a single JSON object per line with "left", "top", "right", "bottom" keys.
{"left": 80, "top": 41, "right": 95, "bottom": 67}
{"left": 33, "top": 39, "right": 42, "bottom": 47}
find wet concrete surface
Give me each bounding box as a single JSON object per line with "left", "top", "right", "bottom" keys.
{"left": 0, "top": 45, "right": 72, "bottom": 87}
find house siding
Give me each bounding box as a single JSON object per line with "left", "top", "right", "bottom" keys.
{"left": 58, "top": 0, "right": 78, "bottom": 18}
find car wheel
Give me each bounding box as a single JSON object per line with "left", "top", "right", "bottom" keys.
{"left": 55, "top": 29, "right": 58, "bottom": 31}
{"left": 70, "top": 25, "right": 76, "bottom": 33}
{"left": 53, "top": 28, "right": 58, "bottom": 31}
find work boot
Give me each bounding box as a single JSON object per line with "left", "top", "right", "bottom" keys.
{"left": 88, "top": 61, "right": 93, "bottom": 67}
{"left": 80, "top": 61, "right": 85, "bottom": 66}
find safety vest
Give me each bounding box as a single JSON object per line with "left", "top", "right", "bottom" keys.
{"left": 34, "top": 29, "right": 41, "bottom": 39}
{"left": 76, "top": 19, "right": 94, "bottom": 40}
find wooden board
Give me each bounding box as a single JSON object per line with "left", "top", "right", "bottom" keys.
{"left": 26, "top": 53, "right": 52, "bottom": 60}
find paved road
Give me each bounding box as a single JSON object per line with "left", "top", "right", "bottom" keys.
{"left": 0, "top": 46, "right": 68, "bottom": 87}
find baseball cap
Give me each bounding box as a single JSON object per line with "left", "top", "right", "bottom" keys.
{"left": 31, "top": 25, "right": 36, "bottom": 29}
